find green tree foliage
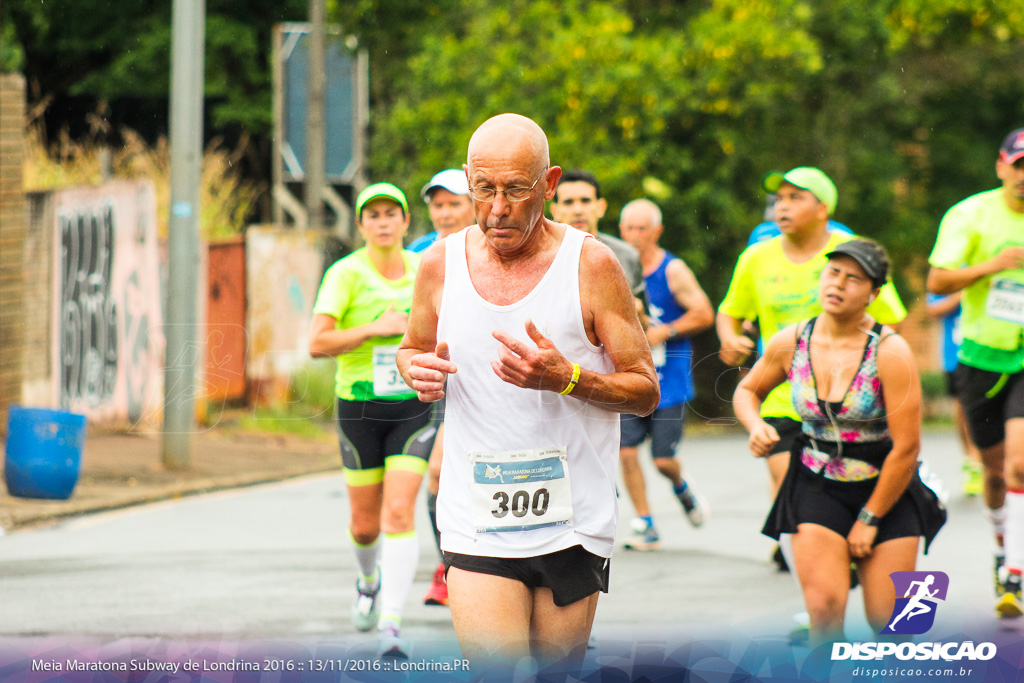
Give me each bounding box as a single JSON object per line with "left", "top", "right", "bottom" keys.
{"left": 347, "top": 0, "right": 1022, "bottom": 294}
{"left": 5, "top": 0, "right": 1024, "bottom": 415}
{"left": 3, "top": 0, "right": 306, "bottom": 134}
{"left": 338, "top": 0, "right": 1022, "bottom": 416}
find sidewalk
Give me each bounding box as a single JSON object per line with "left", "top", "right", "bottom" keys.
{"left": 0, "top": 427, "right": 340, "bottom": 533}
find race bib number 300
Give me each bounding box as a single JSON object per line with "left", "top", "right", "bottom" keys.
{"left": 986, "top": 279, "right": 1024, "bottom": 326}
{"left": 470, "top": 447, "right": 573, "bottom": 533}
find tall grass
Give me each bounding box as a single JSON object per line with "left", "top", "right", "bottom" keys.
{"left": 24, "top": 120, "right": 261, "bottom": 239}
{"left": 288, "top": 358, "right": 338, "bottom": 420}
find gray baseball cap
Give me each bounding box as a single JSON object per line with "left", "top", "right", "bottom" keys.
{"left": 825, "top": 239, "right": 889, "bottom": 287}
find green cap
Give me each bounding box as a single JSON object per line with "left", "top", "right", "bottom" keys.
{"left": 356, "top": 182, "right": 409, "bottom": 219}
{"left": 762, "top": 167, "right": 838, "bottom": 215}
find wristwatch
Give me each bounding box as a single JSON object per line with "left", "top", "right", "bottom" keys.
{"left": 665, "top": 326, "right": 679, "bottom": 340}
{"left": 857, "top": 507, "right": 880, "bottom": 527}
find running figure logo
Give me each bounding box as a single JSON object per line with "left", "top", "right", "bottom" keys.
{"left": 882, "top": 571, "right": 949, "bottom": 635}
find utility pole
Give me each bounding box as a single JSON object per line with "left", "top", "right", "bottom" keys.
{"left": 304, "top": 0, "right": 326, "bottom": 229}
{"left": 163, "top": 0, "right": 206, "bottom": 470}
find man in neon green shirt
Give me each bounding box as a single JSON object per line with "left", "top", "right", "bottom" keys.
{"left": 927, "top": 128, "right": 1024, "bottom": 618}
{"left": 718, "top": 167, "right": 907, "bottom": 571}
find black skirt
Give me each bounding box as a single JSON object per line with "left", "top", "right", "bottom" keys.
{"left": 761, "top": 433, "right": 946, "bottom": 554}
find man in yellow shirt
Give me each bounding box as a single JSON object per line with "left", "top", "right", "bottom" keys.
{"left": 717, "top": 167, "right": 906, "bottom": 571}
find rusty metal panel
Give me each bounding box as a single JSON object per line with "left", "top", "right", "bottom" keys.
{"left": 205, "top": 236, "right": 247, "bottom": 402}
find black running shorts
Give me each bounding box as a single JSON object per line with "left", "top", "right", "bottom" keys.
{"left": 443, "top": 545, "right": 610, "bottom": 607}
{"left": 791, "top": 463, "right": 923, "bottom": 544}
{"left": 335, "top": 398, "right": 435, "bottom": 482}
{"left": 954, "top": 365, "right": 1024, "bottom": 450}
{"left": 944, "top": 370, "right": 958, "bottom": 398}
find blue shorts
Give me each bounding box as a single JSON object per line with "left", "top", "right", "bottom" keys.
{"left": 619, "top": 404, "right": 686, "bottom": 459}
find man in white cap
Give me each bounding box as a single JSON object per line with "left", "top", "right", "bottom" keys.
{"left": 408, "top": 169, "right": 476, "bottom": 253}
{"left": 408, "top": 168, "right": 476, "bottom": 608}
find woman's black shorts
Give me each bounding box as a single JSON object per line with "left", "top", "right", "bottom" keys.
{"left": 791, "top": 463, "right": 922, "bottom": 544}
{"left": 335, "top": 398, "right": 435, "bottom": 478}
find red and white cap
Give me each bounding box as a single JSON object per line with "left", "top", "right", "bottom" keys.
{"left": 1000, "top": 128, "right": 1024, "bottom": 164}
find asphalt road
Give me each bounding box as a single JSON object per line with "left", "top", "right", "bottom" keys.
{"left": 0, "top": 431, "right": 1016, "bottom": 656}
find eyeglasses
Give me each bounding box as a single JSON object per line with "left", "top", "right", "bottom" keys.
{"left": 469, "top": 169, "right": 548, "bottom": 203}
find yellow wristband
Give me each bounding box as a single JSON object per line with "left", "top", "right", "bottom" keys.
{"left": 559, "top": 363, "right": 581, "bottom": 395}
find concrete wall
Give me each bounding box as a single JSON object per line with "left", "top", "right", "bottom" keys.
{"left": 245, "top": 227, "right": 326, "bottom": 404}
{"left": 21, "top": 193, "right": 55, "bottom": 406}
{"left": 21, "top": 181, "right": 167, "bottom": 427}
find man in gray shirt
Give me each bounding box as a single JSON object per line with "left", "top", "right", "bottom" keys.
{"left": 550, "top": 169, "right": 647, "bottom": 307}
{"left": 551, "top": 169, "right": 656, "bottom": 554}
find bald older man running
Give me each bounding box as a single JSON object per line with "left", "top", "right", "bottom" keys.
{"left": 618, "top": 198, "right": 715, "bottom": 549}
{"left": 397, "top": 114, "right": 659, "bottom": 670}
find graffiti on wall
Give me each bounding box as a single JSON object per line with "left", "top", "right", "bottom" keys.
{"left": 58, "top": 199, "right": 119, "bottom": 409}
{"left": 53, "top": 182, "right": 164, "bottom": 425}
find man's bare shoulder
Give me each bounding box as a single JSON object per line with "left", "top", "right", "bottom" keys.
{"left": 415, "top": 235, "right": 448, "bottom": 283}
{"left": 535, "top": 219, "right": 567, "bottom": 253}
{"left": 665, "top": 254, "right": 687, "bottom": 273}
{"left": 580, "top": 232, "right": 620, "bottom": 272}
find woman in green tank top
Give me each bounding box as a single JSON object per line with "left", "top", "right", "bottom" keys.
{"left": 309, "top": 183, "right": 435, "bottom": 656}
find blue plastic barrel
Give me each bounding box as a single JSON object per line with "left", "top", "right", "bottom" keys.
{"left": 4, "top": 406, "right": 86, "bottom": 500}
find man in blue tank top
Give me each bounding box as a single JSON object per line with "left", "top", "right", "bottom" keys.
{"left": 618, "top": 199, "right": 716, "bottom": 550}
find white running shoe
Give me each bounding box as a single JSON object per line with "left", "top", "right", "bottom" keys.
{"left": 378, "top": 623, "right": 409, "bottom": 659}
{"left": 623, "top": 517, "right": 660, "bottom": 551}
{"left": 352, "top": 578, "right": 380, "bottom": 632}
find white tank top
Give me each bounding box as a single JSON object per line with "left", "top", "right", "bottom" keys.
{"left": 437, "top": 226, "right": 619, "bottom": 559}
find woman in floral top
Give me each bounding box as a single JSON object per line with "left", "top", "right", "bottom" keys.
{"left": 734, "top": 238, "right": 945, "bottom": 645}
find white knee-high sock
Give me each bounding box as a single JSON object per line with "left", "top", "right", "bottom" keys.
{"left": 1004, "top": 494, "right": 1024, "bottom": 573}
{"left": 349, "top": 530, "right": 381, "bottom": 587}
{"left": 986, "top": 506, "right": 1006, "bottom": 555}
{"left": 378, "top": 531, "right": 419, "bottom": 630}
